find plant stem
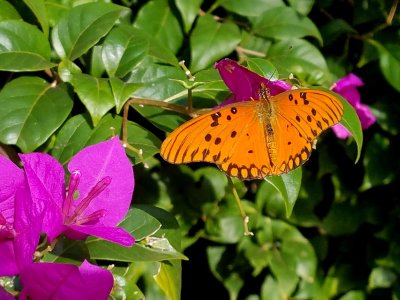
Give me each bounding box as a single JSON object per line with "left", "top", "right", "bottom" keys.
{"left": 227, "top": 177, "right": 254, "bottom": 236}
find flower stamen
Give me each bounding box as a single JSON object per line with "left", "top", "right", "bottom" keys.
{"left": 75, "top": 209, "right": 106, "bottom": 225}
{"left": 63, "top": 170, "right": 81, "bottom": 219}
{"left": 66, "top": 176, "right": 111, "bottom": 224}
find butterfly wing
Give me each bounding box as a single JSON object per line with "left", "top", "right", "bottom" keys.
{"left": 271, "top": 88, "right": 343, "bottom": 172}
{"left": 160, "top": 102, "right": 271, "bottom": 177}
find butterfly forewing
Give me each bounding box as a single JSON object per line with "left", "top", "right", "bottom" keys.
{"left": 161, "top": 102, "right": 261, "bottom": 166}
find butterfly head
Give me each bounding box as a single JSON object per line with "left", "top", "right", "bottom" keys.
{"left": 258, "top": 83, "right": 271, "bottom": 101}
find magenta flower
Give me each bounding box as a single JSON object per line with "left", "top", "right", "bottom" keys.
{"left": 214, "top": 58, "right": 291, "bottom": 106}
{"left": 19, "top": 260, "right": 113, "bottom": 300}
{"left": 0, "top": 156, "right": 43, "bottom": 276}
{"left": 21, "top": 137, "right": 135, "bottom": 247}
{"left": 331, "top": 73, "right": 376, "bottom": 139}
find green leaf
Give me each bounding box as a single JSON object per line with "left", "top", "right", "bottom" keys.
{"left": 207, "top": 246, "right": 244, "bottom": 299}
{"left": 369, "top": 39, "right": 400, "bottom": 92}
{"left": 261, "top": 276, "right": 285, "bottom": 300}
{"left": 194, "top": 167, "right": 229, "bottom": 201}
{"left": 267, "top": 39, "right": 329, "bottom": 85}
{"left": 87, "top": 205, "right": 187, "bottom": 262}
{"left": 320, "top": 19, "right": 356, "bottom": 46}
{"left": 0, "top": 20, "right": 54, "bottom": 71}
{"left": 109, "top": 77, "right": 140, "bottom": 113}
{"left": 125, "top": 119, "right": 162, "bottom": 165}
{"left": 220, "top": 0, "right": 284, "bottom": 17}
{"left": 44, "top": 0, "right": 71, "bottom": 27}
{"left": 368, "top": 267, "right": 397, "bottom": 289}
{"left": 362, "top": 134, "right": 397, "bottom": 189}
{"left": 371, "top": 96, "right": 399, "bottom": 135}
{"left": 256, "top": 180, "right": 286, "bottom": 218}
{"left": 339, "top": 291, "right": 366, "bottom": 300}
{"left": 128, "top": 61, "right": 186, "bottom": 101}
{"left": 240, "top": 30, "right": 273, "bottom": 58}
{"left": 23, "top": 0, "right": 49, "bottom": 37}
{"left": 251, "top": 6, "right": 322, "bottom": 45}
{"left": 51, "top": 113, "right": 109, "bottom": 165}
{"left": 120, "top": 208, "right": 162, "bottom": 242}
{"left": 289, "top": 176, "right": 323, "bottom": 227}
{"left": 264, "top": 167, "right": 302, "bottom": 217}
{"left": 322, "top": 201, "right": 363, "bottom": 236}
{"left": 57, "top": 58, "right": 82, "bottom": 82}
{"left": 86, "top": 233, "right": 186, "bottom": 262}
{"left": 205, "top": 213, "right": 244, "bottom": 243}
{"left": 42, "top": 237, "right": 89, "bottom": 264}
{"left": 136, "top": 204, "right": 183, "bottom": 251}
{"left": 191, "top": 67, "right": 227, "bottom": 102}
{"left": 154, "top": 261, "right": 182, "bottom": 300}
{"left": 70, "top": 73, "right": 115, "bottom": 126}
{"left": 175, "top": 0, "right": 202, "bottom": 32}
{"left": 288, "top": 0, "right": 314, "bottom": 15}
{"left": 190, "top": 14, "right": 241, "bottom": 72}
{"left": 0, "top": 0, "right": 21, "bottom": 21}
{"left": 358, "top": 41, "right": 379, "bottom": 68}
{"left": 0, "top": 77, "right": 73, "bottom": 152}
{"left": 246, "top": 57, "right": 280, "bottom": 80}
{"left": 102, "top": 25, "right": 179, "bottom": 78}
{"left": 269, "top": 219, "right": 317, "bottom": 292}
{"left": 51, "top": 114, "right": 161, "bottom": 165}
{"left": 336, "top": 90, "right": 363, "bottom": 163}
{"left": 269, "top": 248, "right": 299, "bottom": 293}
{"left": 52, "top": 2, "right": 127, "bottom": 60}
{"left": 90, "top": 45, "right": 105, "bottom": 77}
{"left": 111, "top": 265, "right": 145, "bottom": 300}
{"left": 134, "top": 0, "right": 183, "bottom": 53}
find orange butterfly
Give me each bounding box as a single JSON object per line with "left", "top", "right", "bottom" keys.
{"left": 160, "top": 84, "right": 343, "bottom": 180}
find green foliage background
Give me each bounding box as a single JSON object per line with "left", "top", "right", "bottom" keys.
{"left": 0, "top": 0, "right": 399, "bottom": 299}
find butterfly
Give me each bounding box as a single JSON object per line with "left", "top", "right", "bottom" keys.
{"left": 160, "top": 84, "right": 344, "bottom": 180}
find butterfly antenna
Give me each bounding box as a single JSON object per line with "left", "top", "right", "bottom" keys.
{"left": 227, "top": 176, "right": 254, "bottom": 236}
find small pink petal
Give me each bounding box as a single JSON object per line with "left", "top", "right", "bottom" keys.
{"left": 66, "top": 224, "right": 135, "bottom": 247}
{"left": 335, "top": 73, "right": 363, "bottom": 90}
{"left": 79, "top": 260, "right": 114, "bottom": 297}
{"left": 332, "top": 124, "right": 352, "bottom": 139}
{"left": 334, "top": 86, "right": 361, "bottom": 106}
{"left": 214, "top": 59, "right": 291, "bottom": 105}
{"left": 332, "top": 73, "right": 376, "bottom": 139}
{"left": 357, "top": 104, "right": 376, "bottom": 129}
{"left": 333, "top": 73, "right": 364, "bottom": 107}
